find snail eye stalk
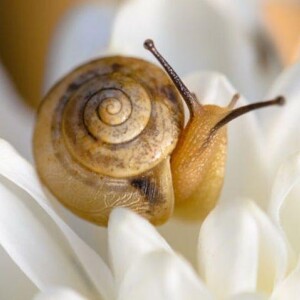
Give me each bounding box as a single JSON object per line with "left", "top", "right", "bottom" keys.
{"left": 213, "top": 95, "right": 285, "bottom": 132}
{"left": 228, "top": 93, "right": 240, "bottom": 109}
{"left": 144, "top": 39, "right": 286, "bottom": 124}
{"left": 144, "top": 39, "right": 202, "bottom": 116}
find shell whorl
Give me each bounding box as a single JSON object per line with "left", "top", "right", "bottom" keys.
{"left": 61, "top": 71, "right": 157, "bottom": 178}
{"left": 34, "top": 56, "right": 184, "bottom": 226}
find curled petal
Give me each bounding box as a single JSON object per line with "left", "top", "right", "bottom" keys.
{"left": 118, "top": 250, "right": 213, "bottom": 300}
{"left": 0, "top": 140, "right": 114, "bottom": 300}
{"left": 269, "top": 151, "right": 300, "bottom": 255}
{"left": 108, "top": 208, "right": 172, "bottom": 285}
{"left": 198, "top": 199, "right": 289, "bottom": 298}
{"left": 269, "top": 152, "right": 300, "bottom": 224}
{"left": 271, "top": 258, "right": 300, "bottom": 300}
{"left": 264, "top": 62, "right": 300, "bottom": 172}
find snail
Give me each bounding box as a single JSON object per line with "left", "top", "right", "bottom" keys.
{"left": 33, "top": 39, "right": 284, "bottom": 226}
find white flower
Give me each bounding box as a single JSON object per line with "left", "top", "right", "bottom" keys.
{"left": 1, "top": 65, "right": 300, "bottom": 299}
{"left": 1, "top": 136, "right": 300, "bottom": 300}
{"left": 1, "top": 0, "right": 300, "bottom": 299}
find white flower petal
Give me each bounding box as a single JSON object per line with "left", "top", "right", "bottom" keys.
{"left": 45, "top": 2, "right": 117, "bottom": 91}
{"left": 0, "top": 247, "right": 37, "bottom": 300}
{"left": 269, "top": 151, "right": 300, "bottom": 255}
{"left": 0, "top": 179, "right": 97, "bottom": 298}
{"left": 271, "top": 258, "right": 300, "bottom": 300}
{"left": 264, "top": 62, "right": 300, "bottom": 172}
{"left": 184, "top": 72, "right": 237, "bottom": 107}
{"left": 118, "top": 250, "right": 213, "bottom": 300}
{"left": 184, "top": 72, "right": 268, "bottom": 208}
{"left": 207, "top": 0, "right": 262, "bottom": 31}
{"left": 182, "top": 71, "right": 236, "bottom": 125}
{"left": 158, "top": 219, "right": 202, "bottom": 269}
{"left": 216, "top": 99, "right": 269, "bottom": 208}
{"left": 269, "top": 152, "right": 300, "bottom": 224}
{"left": 0, "top": 139, "right": 114, "bottom": 300}
{"left": 34, "top": 288, "right": 88, "bottom": 300}
{"left": 198, "top": 199, "right": 289, "bottom": 298}
{"left": 256, "top": 62, "right": 300, "bottom": 256}
{"left": 108, "top": 208, "right": 172, "bottom": 285}
{"left": 0, "top": 64, "right": 34, "bottom": 161}
{"left": 228, "top": 292, "right": 268, "bottom": 300}
{"left": 110, "top": 0, "right": 279, "bottom": 100}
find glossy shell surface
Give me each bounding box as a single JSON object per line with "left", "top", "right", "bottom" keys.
{"left": 34, "top": 56, "right": 184, "bottom": 226}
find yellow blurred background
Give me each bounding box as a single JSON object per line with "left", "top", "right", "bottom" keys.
{"left": 0, "top": 0, "right": 299, "bottom": 108}
{"left": 0, "top": 0, "right": 82, "bottom": 107}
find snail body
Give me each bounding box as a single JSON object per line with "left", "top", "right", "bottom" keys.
{"left": 171, "top": 104, "right": 228, "bottom": 220}
{"left": 34, "top": 40, "right": 284, "bottom": 226}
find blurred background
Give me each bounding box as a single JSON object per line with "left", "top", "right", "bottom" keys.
{"left": 0, "top": 0, "right": 76, "bottom": 108}
{"left": 0, "top": 0, "right": 84, "bottom": 108}
{"left": 0, "top": 0, "right": 299, "bottom": 108}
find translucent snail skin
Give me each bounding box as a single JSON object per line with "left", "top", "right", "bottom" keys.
{"left": 33, "top": 39, "right": 285, "bottom": 226}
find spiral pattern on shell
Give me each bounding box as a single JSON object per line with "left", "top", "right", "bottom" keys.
{"left": 34, "top": 56, "right": 184, "bottom": 225}
{"left": 50, "top": 58, "right": 182, "bottom": 178}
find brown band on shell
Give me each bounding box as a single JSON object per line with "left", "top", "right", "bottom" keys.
{"left": 131, "top": 177, "right": 161, "bottom": 205}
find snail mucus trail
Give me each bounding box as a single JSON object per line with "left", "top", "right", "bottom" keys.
{"left": 33, "top": 39, "right": 285, "bottom": 226}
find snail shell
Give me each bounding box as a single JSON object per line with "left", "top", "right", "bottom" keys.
{"left": 34, "top": 57, "right": 184, "bottom": 226}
